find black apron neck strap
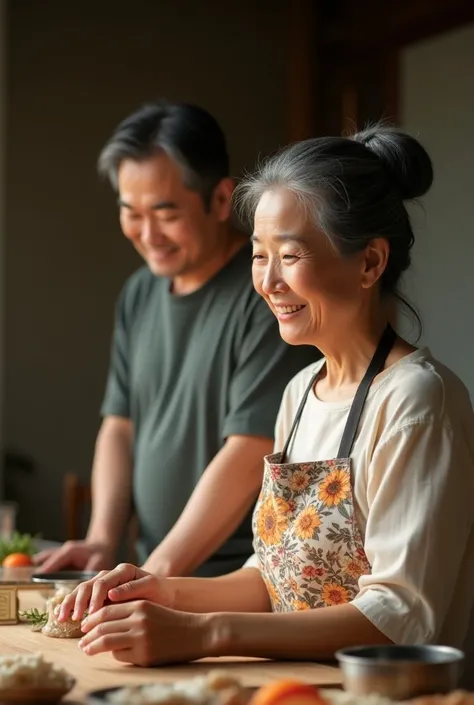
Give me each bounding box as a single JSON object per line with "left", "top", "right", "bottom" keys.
{"left": 337, "top": 324, "right": 397, "bottom": 458}
{"left": 280, "top": 370, "right": 319, "bottom": 463}
{"left": 279, "top": 325, "right": 397, "bottom": 464}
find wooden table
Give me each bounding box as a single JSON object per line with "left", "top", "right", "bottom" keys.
{"left": 0, "top": 590, "right": 342, "bottom": 703}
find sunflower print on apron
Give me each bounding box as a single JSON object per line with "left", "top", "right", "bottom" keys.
{"left": 252, "top": 325, "right": 396, "bottom": 611}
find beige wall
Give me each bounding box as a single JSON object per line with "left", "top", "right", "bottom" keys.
{"left": 401, "top": 23, "right": 474, "bottom": 397}
{"left": 5, "top": 0, "right": 288, "bottom": 538}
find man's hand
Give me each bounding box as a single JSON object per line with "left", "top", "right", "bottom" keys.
{"left": 78, "top": 600, "right": 210, "bottom": 666}
{"left": 34, "top": 541, "right": 115, "bottom": 573}
{"left": 58, "top": 563, "right": 174, "bottom": 622}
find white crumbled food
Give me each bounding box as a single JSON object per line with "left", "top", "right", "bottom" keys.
{"left": 107, "top": 671, "right": 245, "bottom": 705}
{"left": 107, "top": 676, "right": 395, "bottom": 705}
{"left": 0, "top": 653, "right": 74, "bottom": 689}
{"left": 322, "top": 691, "right": 393, "bottom": 705}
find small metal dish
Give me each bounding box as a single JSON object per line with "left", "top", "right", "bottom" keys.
{"left": 33, "top": 570, "right": 98, "bottom": 592}
{"left": 85, "top": 685, "right": 259, "bottom": 705}
{"left": 336, "top": 644, "right": 464, "bottom": 700}
{"left": 86, "top": 686, "right": 172, "bottom": 705}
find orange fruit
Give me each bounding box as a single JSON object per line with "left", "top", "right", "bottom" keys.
{"left": 2, "top": 552, "right": 33, "bottom": 567}
{"left": 250, "top": 680, "right": 327, "bottom": 705}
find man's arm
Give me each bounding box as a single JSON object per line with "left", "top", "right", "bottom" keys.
{"left": 143, "top": 435, "right": 271, "bottom": 576}
{"left": 36, "top": 415, "right": 133, "bottom": 571}
{"left": 84, "top": 278, "right": 134, "bottom": 563}
{"left": 86, "top": 415, "right": 133, "bottom": 551}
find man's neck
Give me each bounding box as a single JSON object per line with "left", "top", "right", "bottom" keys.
{"left": 172, "top": 228, "right": 248, "bottom": 296}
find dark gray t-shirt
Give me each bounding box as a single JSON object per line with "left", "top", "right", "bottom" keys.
{"left": 102, "top": 244, "right": 319, "bottom": 576}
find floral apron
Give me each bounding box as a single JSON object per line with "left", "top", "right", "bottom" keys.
{"left": 252, "top": 325, "right": 396, "bottom": 612}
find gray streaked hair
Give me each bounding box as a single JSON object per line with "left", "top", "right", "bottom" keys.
{"left": 98, "top": 101, "right": 230, "bottom": 209}
{"left": 235, "top": 125, "right": 433, "bottom": 305}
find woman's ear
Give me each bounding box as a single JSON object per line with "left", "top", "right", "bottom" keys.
{"left": 360, "top": 238, "right": 390, "bottom": 289}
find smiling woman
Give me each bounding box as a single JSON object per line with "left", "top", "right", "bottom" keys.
{"left": 58, "top": 126, "right": 474, "bottom": 687}
{"left": 249, "top": 187, "right": 370, "bottom": 348}
{"left": 241, "top": 127, "right": 431, "bottom": 350}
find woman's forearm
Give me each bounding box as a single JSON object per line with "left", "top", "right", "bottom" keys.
{"left": 170, "top": 567, "right": 272, "bottom": 614}
{"left": 205, "top": 603, "right": 392, "bottom": 659}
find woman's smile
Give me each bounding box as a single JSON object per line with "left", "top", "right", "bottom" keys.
{"left": 272, "top": 302, "right": 307, "bottom": 321}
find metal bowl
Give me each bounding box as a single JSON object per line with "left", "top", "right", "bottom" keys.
{"left": 335, "top": 645, "right": 464, "bottom": 700}
{"left": 33, "top": 570, "right": 98, "bottom": 592}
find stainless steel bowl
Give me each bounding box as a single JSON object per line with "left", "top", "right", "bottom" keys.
{"left": 33, "top": 570, "right": 98, "bottom": 592}
{"left": 335, "top": 645, "right": 464, "bottom": 700}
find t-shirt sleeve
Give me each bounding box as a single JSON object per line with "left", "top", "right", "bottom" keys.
{"left": 100, "top": 289, "right": 131, "bottom": 419}
{"left": 222, "top": 296, "right": 319, "bottom": 440}
{"left": 351, "top": 417, "right": 474, "bottom": 644}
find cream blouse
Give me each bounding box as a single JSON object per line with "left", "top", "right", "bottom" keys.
{"left": 246, "top": 349, "right": 474, "bottom": 682}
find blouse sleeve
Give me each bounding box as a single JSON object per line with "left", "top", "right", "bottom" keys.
{"left": 351, "top": 417, "right": 474, "bottom": 644}
{"left": 242, "top": 554, "right": 259, "bottom": 568}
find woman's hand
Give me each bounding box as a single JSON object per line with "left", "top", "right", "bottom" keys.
{"left": 58, "top": 563, "right": 174, "bottom": 622}
{"left": 78, "top": 601, "right": 212, "bottom": 666}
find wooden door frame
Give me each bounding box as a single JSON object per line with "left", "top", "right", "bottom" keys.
{"left": 286, "top": 0, "right": 474, "bottom": 138}
{"left": 286, "top": 0, "right": 316, "bottom": 142}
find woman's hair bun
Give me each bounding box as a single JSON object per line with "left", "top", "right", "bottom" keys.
{"left": 352, "top": 125, "right": 434, "bottom": 200}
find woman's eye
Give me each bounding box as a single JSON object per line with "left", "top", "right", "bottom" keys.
{"left": 282, "top": 254, "right": 297, "bottom": 261}
{"left": 252, "top": 254, "right": 266, "bottom": 261}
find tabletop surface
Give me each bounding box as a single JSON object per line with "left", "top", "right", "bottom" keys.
{"left": 0, "top": 590, "right": 342, "bottom": 704}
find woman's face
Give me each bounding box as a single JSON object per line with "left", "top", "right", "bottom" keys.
{"left": 252, "top": 189, "right": 375, "bottom": 347}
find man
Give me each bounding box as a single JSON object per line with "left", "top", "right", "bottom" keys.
{"left": 36, "top": 101, "right": 318, "bottom": 577}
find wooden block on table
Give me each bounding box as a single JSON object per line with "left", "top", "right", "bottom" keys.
{"left": 0, "top": 586, "right": 18, "bottom": 624}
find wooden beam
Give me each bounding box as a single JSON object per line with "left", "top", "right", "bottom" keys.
{"left": 287, "top": 0, "right": 316, "bottom": 142}
{"left": 383, "top": 50, "right": 400, "bottom": 125}
{"left": 322, "top": 0, "right": 474, "bottom": 55}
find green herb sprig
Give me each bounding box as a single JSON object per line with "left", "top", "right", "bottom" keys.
{"left": 19, "top": 608, "right": 48, "bottom": 630}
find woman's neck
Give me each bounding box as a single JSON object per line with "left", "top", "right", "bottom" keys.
{"left": 313, "top": 305, "right": 415, "bottom": 403}
{"left": 314, "top": 323, "right": 386, "bottom": 402}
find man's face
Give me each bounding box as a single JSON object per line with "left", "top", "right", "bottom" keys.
{"left": 118, "top": 152, "right": 231, "bottom": 278}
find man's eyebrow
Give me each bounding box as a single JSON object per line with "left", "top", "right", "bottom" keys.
{"left": 118, "top": 199, "right": 179, "bottom": 210}
{"left": 251, "top": 233, "right": 308, "bottom": 244}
